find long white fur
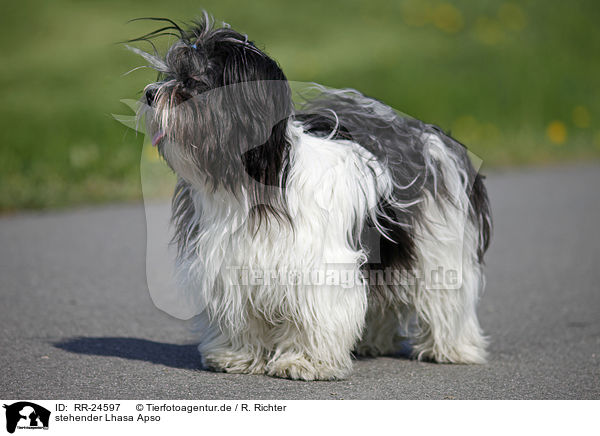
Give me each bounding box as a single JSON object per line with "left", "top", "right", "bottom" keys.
{"left": 178, "top": 123, "right": 486, "bottom": 380}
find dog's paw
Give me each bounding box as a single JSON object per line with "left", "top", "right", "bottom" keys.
{"left": 354, "top": 343, "right": 385, "bottom": 358}
{"left": 266, "top": 355, "right": 350, "bottom": 381}
{"left": 413, "top": 341, "right": 488, "bottom": 364}
{"left": 201, "top": 350, "right": 266, "bottom": 374}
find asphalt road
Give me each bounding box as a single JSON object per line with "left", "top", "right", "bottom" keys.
{"left": 1, "top": 164, "right": 598, "bottom": 399}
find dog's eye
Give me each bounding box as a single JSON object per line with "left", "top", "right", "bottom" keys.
{"left": 184, "top": 78, "right": 198, "bottom": 89}
{"left": 183, "top": 76, "right": 207, "bottom": 91}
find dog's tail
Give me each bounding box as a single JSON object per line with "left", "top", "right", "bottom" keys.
{"left": 469, "top": 172, "right": 492, "bottom": 262}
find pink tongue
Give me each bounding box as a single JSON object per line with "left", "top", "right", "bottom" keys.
{"left": 152, "top": 131, "right": 165, "bottom": 147}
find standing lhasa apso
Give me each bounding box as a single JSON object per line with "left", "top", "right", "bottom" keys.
{"left": 130, "top": 12, "right": 492, "bottom": 380}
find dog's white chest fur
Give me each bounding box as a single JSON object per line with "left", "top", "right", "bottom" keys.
{"left": 177, "top": 125, "right": 387, "bottom": 323}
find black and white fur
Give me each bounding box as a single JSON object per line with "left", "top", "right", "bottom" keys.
{"left": 131, "top": 13, "right": 492, "bottom": 380}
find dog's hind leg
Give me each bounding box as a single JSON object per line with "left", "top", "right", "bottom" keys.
{"left": 355, "top": 292, "right": 408, "bottom": 357}
{"left": 406, "top": 193, "right": 488, "bottom": 364}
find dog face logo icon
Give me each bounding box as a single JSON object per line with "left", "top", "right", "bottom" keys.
{"left": 3, "top": 402, "right": 50, "bottom": 433}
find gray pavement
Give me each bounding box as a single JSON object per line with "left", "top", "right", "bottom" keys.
{"left": 1, "top": 164, "right": 598, "bottom": 399}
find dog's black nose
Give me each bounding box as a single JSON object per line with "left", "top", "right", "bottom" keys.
{"left": 145, "top": 88, "right": 157, "bottom": 106}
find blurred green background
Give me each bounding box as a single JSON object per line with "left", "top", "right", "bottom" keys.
{"left": 1, "top": 0, "right": 598, "bottom": 211}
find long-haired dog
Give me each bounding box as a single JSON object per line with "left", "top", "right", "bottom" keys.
{"left": 131, "top": 13, "right": 492, "bottom": 380}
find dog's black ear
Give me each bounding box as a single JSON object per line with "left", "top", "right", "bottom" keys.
{"left": 182, "top": 76, "right": 292, "bottom": 187}
{"left": 219, "top": 41, "right": 293, "bottom": 158}
{"left": 219, "top": 75, "right": 293, "bottom": 225}
{"left": 197, "top": 42, "right": 293, "bottom": 223}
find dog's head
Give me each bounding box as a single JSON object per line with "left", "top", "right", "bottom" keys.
{"left": 131, "top": 13, "right": 293, "bottom": 191}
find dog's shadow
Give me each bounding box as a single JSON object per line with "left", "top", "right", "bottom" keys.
{"left": 55, "top": 337, "right": 415, "bottom": 371}
{"left": 54, "top": 337, "right": 200, "bottom": 370}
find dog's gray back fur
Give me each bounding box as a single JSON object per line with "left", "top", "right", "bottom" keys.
{"left": 295, "top": 87, "right": 492, "bottom": 265}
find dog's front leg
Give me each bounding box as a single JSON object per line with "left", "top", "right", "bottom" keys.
{"left": 265, "top": 274, "right": 368, "bottom": 381}
{"left": 196, "top": 311, "right": 268, "bottom": 374}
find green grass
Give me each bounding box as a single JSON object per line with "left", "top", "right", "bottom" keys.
{"left": 1, "top": 0, "right": 599, "bottom": 211}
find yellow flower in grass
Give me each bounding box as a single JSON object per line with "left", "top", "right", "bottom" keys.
{"left": 432, "top": 3, "right": 464, "bottom": 34}
{"left": 547, "top": 121, "right": 567, "bottom": 145}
